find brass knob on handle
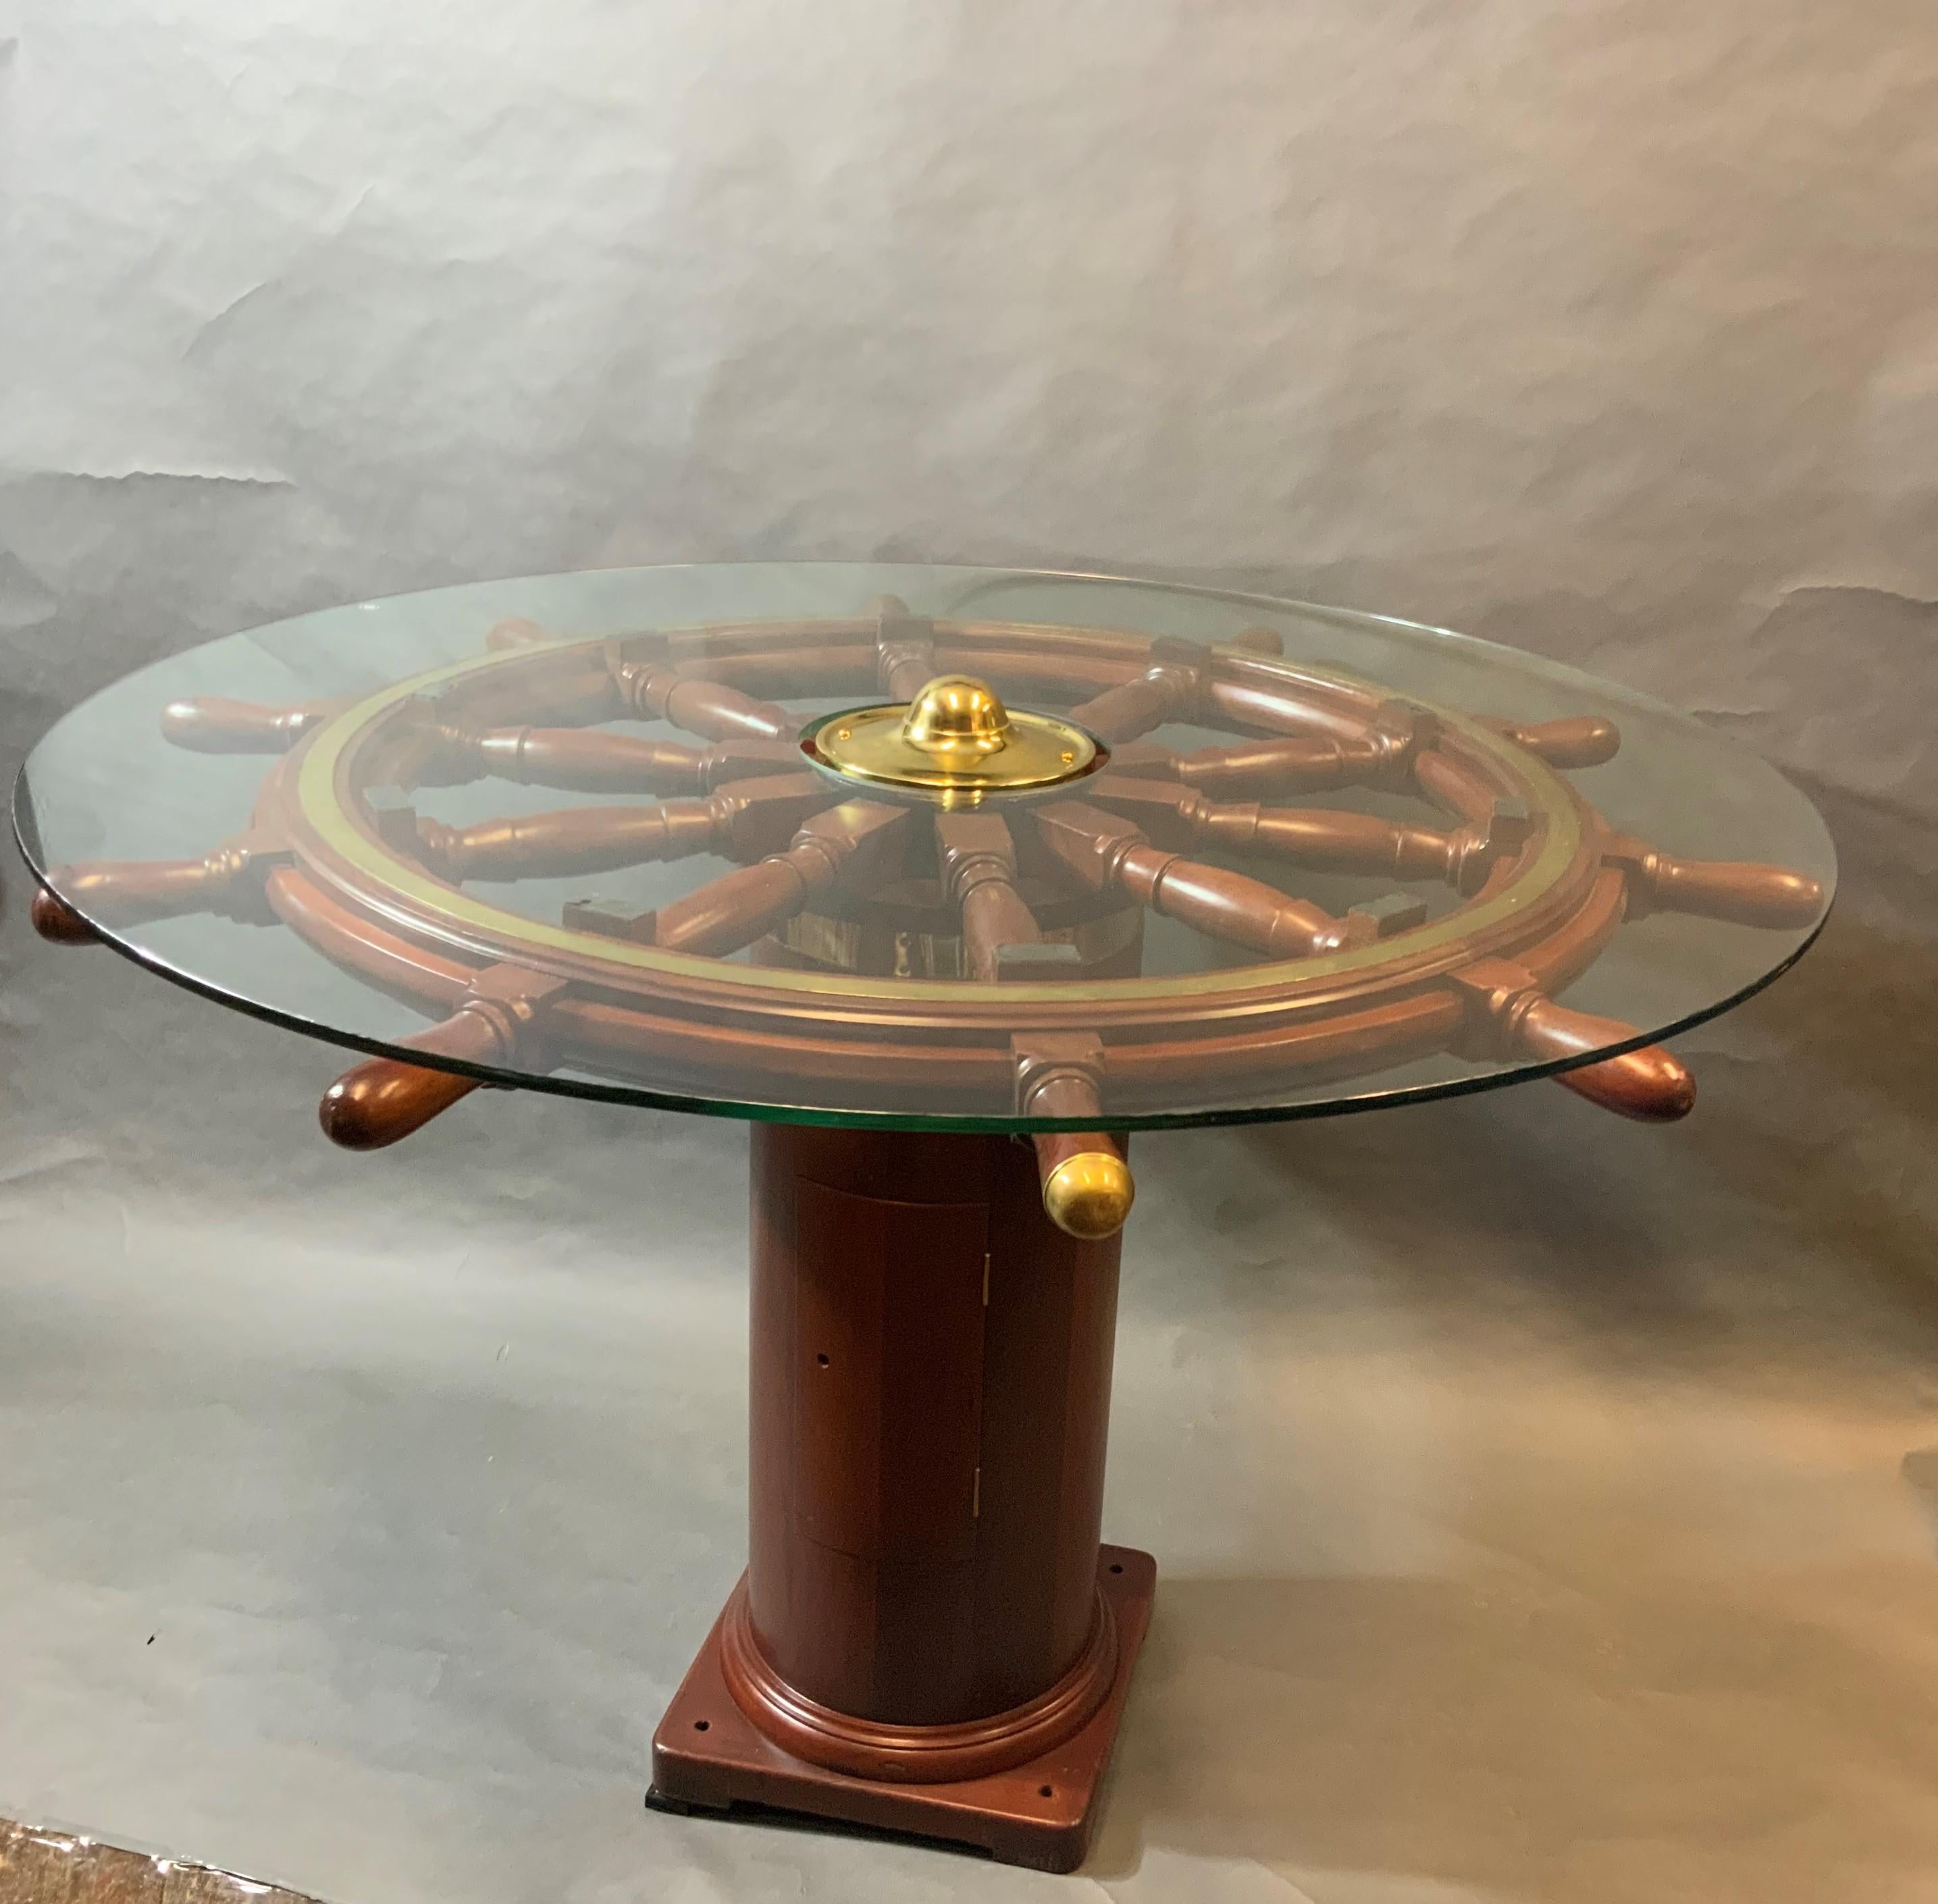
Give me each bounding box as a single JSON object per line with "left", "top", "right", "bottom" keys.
{"left": 1016, "top": 1037, "right": 1134, "bottom": 1239}
{"left": 1035, "top": 1133, "right": 1136, "bottom": 1239}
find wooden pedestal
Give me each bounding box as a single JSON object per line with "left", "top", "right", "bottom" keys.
{"left": 650, "top": 1123, "right": 1153, "bottom": 1872}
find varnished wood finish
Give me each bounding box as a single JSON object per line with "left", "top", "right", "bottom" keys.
{"left": 1603, "top": 835, "right": 1825, "bottom": 928}
{"left": 873, "top": 593, "right": 941, "bottom": 702}
{"left": 160, "top": 695, "right": 348, "bottom": 753}
{"left": 318, "top": 971, "right": 564, "bottom": 1148}
{"left": 1482, "top": 714, "right": 1622, "bottom": 768}
{"left": 443, "top": 726, "right": 799, "bottom": 795}
{"left": 30, "top": 841, "right": 285, "bottom": 929}
{"left": 1452, "top": 957, "right": 1696, "bottom": 1122}
{"left": 413, "top": 777, "right": 827, "bottom": 882}
{"left": 1066, "top": 650, "right": 1202, "bottom": 746}
{"left": 652, "top": 801, "right": 909, "bottom": 957}
{"left": 745, "top": 1126, "right": 1122, "bottom": 1734}
{"left": 1013, "top": 1036, "right": 1136, "bottom": 1239}
{"left": 935, "top": 811, "right": 1047, "bottom": 982}
{"left": 1086, "top": 775, "right": 1494, "bottom": 883}
{"left": 1034, "top": 800, "right": 1351, "bottom": 959}
{"left": 651, "top": 1546, "right": 1155, "bottom": 1872}
{"left": 610, "top": 648, "right": 796, "bottom": 742}
{"left": 650, "top": 1122, "right": 1151, "bottom": 1866}
{"left": 30, "top": 885, "right": 99, "bottom": 944}
{"left": 1109, "top": 733, "right": 1396, "bottom": 796}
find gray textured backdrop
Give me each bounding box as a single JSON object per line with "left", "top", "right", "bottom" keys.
{"left": 3, "top": 5, "right": 1937, "bottom": 1903}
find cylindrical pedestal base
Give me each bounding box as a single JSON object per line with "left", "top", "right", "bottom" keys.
{"left": 650, "top": 1123, "right": 1156, "bottom": 1871}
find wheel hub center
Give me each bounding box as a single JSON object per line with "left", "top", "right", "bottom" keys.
{"left": 803, "top": 674, "right": 1104, "bottom": 804}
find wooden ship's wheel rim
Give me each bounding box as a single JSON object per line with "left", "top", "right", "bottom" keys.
{"left": 26, "top": 592, "right": 1829, "bottom": 1228}
{"left": 275, "top": 636, "right": 1594, "bottom": 1012}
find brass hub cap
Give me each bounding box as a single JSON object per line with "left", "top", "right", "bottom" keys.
{"left": 803, "top": 675, "right": 1104, "bottom": 803}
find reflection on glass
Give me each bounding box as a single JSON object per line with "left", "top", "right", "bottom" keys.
{"left": 16, "top": 565, "right": 1833, "bottom": 1131}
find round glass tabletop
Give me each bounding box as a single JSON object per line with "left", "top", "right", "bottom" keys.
{"left": 15, "top": 564, "right": 1834, "bottom": 1132}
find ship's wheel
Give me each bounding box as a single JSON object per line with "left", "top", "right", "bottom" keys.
{"left": 28, "top": 594, "right": 1824, "bottom": 1237}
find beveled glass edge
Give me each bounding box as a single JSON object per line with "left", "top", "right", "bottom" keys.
{"left": 14, "top": 766, "right": 1833, "bottom": 1136}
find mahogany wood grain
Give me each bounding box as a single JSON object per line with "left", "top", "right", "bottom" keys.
{"left": 1524, "top": 1004, "right": 1698, "bottom": 1121}
{"left": 612, "top": 656, "right": 796, "bottom": 741}
{"left": 1451, "top": 957, "right": 1695, "bottom": 1122}
{"left": 318, "top": 1052, "right": 487, "bottom": 1150}
{"left": 1032, "top": 801, "right": 1350, "bottom": 959}
{"left": 414, "top": 778, "right": 829, "bottom": 882}
{"left": 1482, "top": 714, "right": 1621, "bottom": 768}
{"left": 1066, "top": 648, "right": 1202, "bottom": 745}
{"left": 29, "top": 885, "right": 99, "bottom": 945}
{"left": 29, "top": 845, "right": 282, "bottom": 928}
{"left": 1085, "top": 776, "right": 1477, "bottom": 882}
{"left": 652, "top": 801, "right": 908, "bottom": 957}
{"left": 1412, "top": 746, "right": 1507, "bottom": 826}
{"left": 872, "top": 594, "right": 940, "bottom": 702}
{"left": 732, "top": 1123, "right": 1137, "bottom": 1814}
{"left": 1205, "top": 673, "right": 1387, "bottom": 745}
{"left": 1106, "top": 733, "right": 1392, "bottom": 797}
{"left": 159, "top": 695, "right": 349, "bottom": 753}
{"left": 1602, "top": 836, "right": 1825, "bottom": 928}
{"left": 935, "top": 812, "right": 1045, "bottom": 982}
{"left": 449, "top": 727, "right": 797, "bottom": 794}
{"left": 318, "top": 972, "right": 564, "bottom": 1147}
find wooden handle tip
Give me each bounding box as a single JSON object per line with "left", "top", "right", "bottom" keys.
{"left": 319, "top": 1057, "right": 482, "bottom": 1150}
{"left": 1554, "top": 1044, "right": 1696, "bottom": 1122}
{"left": 30, "top": 885, "right": 99, "bottom": 945}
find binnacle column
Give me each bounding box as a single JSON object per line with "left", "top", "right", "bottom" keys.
{"left": 650, "top": 1123, "right": 1154, "bottom": 1871}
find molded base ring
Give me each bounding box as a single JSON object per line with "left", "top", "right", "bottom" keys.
{"left": 651, "top": 1545, "right": 1156, "bottom": 1873}
{"left": 719, "top": 1576, "right": 1119, "bottom": 1784}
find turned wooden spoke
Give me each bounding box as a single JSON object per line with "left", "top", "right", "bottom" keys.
{"left": 160, "top": 695, "right": 351, "bottom": 754}
{"left": 872, "top": 593, "right": 940, "bottom": 702}
{"left": 1083, "top": 776, "right": 1527, "bottom": 893}
{"left": 31, "top": 838, "right": 286, "bottom": 928}
{"left": 608, "top": 648, "right": 796, "bottom": 742}
{"left": 935, "top": 812, "right": 1075, "bottom": 983}
{"left": 435, "top": 726, "right": 799, "bottom": 795}
{"left": 1411, "top": 747, "right": 1515, "bottom": 828}
{"left": 1064, "top": 640, "right": 1205, "bottom": 746}
{"left": 1452, "top": 959, "right": 1695, "bottom": 1122}
{"left": 1603, "top": 835, "right": 1825, "bottom": 928}
{"left": 653, "top": 800, "right": 910, "bottom": 957}
{"left": 1013, "top": 1036, "right": 1135, "bottom": 1239}
{"left": 1479, "top": 715, "right": 1621, "bottom": 768}
{"left": 1035, "top": 801, "right": 1378, "bottom": 960}
{"left": 410, "top": 776, "right": 832, "bottom": 882}
{"left": 319, "top": 970, "right": 565, "bottom": 1148}
{"left": 1106, "top": 733, "right": 1398, "bottom": 797}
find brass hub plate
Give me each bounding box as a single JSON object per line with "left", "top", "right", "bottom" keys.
{"left": 802, "top": 674, "right": 1105, "bottom": 803}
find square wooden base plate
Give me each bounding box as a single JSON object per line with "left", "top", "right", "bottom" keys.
{"left": 649, "top": 1545, "right": 1155, "bottom": 1873}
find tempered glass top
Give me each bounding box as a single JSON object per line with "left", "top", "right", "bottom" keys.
{"left": 15, "top": 564, "right": 1834, "bottom": 1131}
